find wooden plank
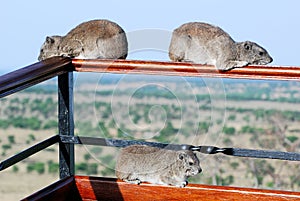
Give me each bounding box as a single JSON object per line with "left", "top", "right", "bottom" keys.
{"left": 72, "top": 59, "right": 300, "bottom": 81}
{"left": 0, "top": 56, "right": 72, "bottom": 98}
{"left": 74, "top": 176, "right": 300, "bottom": 201}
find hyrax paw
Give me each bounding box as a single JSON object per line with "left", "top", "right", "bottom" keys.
{"left": 219, "top": 60, "right": 249, "bottom": 71}
{"left": 124, "top": 179, "right": 141, "bottom": 185}
{"left": 176, "top": 181, "right": 187, "bottom": 188}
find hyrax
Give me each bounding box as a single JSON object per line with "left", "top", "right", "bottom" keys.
{"left": 115, "top": 145, "right": 202, "bottom": 187}
{"left": 38, "top": 19, "right": 128, "bottom": 61}
{"left": 169, "top": 22, "right": 273, "bottom": 71}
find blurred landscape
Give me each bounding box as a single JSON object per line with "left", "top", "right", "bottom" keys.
{"left": 0, "top": 73, "right": 300, "bottom": 200}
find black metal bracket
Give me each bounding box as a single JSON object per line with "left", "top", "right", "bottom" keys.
{"left": 58, "top": 72, "right": 75, "bottom": 179}
{"left": 1, "top": 134, "right": 299, "bottom": 173}
{"left": 0, "top": 135, "right": 60, "bottom": 171}
{"left": 60, "top": 135, "right": 300, "bottom": 161}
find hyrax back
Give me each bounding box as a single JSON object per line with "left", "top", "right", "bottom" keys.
{"left": 38, "top": 19, "right": 128, "bottom": 61}
{"left": 116, "top": 145, "right": 202, "bottom": 187}
{"left": 169, "top": 22, "right": 273, "bottom": 70}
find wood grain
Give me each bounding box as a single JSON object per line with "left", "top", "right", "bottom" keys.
{"left": 74, "top": 176, "right": 300, "bottom": 201}
{"left": 73, "top": 59, "right": 300, "bottom": 81}
{"left": 0, "top": 56, "right": 72, "bottom": 98}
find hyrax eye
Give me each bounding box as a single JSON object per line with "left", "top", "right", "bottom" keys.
{"left": 189, "top": 162, "right": 194, "bottom": 165}
{"left": 244, "top": 44, "right": 251, "bottom": 50}
{"left": 259, "top": 52, "right": 264, "bottom": 56}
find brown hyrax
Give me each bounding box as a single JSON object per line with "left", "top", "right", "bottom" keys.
{"left": 169, "top": 22, "right": 273, "bottom": 71}
{"left": 38, "top": 19, "right": 128, "bottom": 61}
{"left": 115, "top": 145, "right": 202, "bottom": 187}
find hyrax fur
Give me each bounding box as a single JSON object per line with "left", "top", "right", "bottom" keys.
{"left": 115, "top": 145, "right": 202, "bottom": 187}
{"left": 38, "top": 19, "right": 128, "bottom": 61}
{"left": 169, "top": 22, "right": 273, "bottom": 70}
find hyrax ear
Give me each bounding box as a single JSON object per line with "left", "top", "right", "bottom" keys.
{"left": 244, "top": 41, "right": 252, "bottom": 51}
{"left": 178, "top": 152, "right": 187, "bottom": 160}
{"left": 46, "top": 36, "right": 55, "bottom": 44}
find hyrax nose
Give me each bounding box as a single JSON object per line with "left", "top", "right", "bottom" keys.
{"left": 198, "top": 167, "right": 202, "bottom": 173}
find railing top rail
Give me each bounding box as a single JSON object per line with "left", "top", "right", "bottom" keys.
{"left": 0, "top": 57, "right": 72, "bottom": 98}
{"left": 1, "top": 57, "right": 300, "bottom": 98}
{"left": 73, "top": 59, "right": 300, "bottom": 81}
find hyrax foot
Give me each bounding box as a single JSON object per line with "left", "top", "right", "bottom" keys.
{"left": 219, "top": 60, "right": 249, "bottom": 71}
{"left": 176, "top": 181, "right": 188, "bottom": 188}
{"left": 124, "top": 179, "right": 141, "bottom": 185}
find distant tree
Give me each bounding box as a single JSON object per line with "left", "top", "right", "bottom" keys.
{"left": 76, "top": 163, "right": 88, "bottom": 173}
{"left": 228, "top": 114, "right": 236, "bottom": 121}
{"left": 101, "top": 167, "right": 115, "bottom": 176}
{"left": 8, "top": 135, "right": 15, "bottom": 144}
{"left": 154, "top": 122, "right": 178, "bottom": 142}
{"left": 0, "top": 120, "right": 10, "bottom": 129}
{"left": 11, "top": 117, "right": 41, "bottom": 130}
{"left": 2, "top": 144, "right": 11, "bottom": 151}
{"left": 43, "top": 120, "right": 57, "bottom": 129}
{"left": 223, "top": 126, "right": 236, "bottom": 135}
{"left": 198, "top": 122, "right": 209, "bottom": 133}
{"left": 47, "top": 160, "right": 59, "bottom": 174}
{"left": 87, "top": 163, "right": 98, "bottom": 175}
{"left": 27, "top": 162, "right": 45, "bottom": 174}
{"left": 84, "top": 153, "right": 91, "bottom": 161}
{"left": 12, "top": 165, "right": 19, "bottom": 173}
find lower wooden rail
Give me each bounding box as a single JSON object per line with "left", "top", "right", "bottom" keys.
{"left": 23, "top": 175, "right": 300, "bottom": 201}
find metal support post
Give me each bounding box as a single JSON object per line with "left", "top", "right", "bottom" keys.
{"left": 58, "top": 72, "right": 75, "bottom": 179}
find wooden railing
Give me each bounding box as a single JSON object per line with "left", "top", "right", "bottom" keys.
{"left": 1, "top": 56, "right": 300, "bottom": 98}
{"left": 0, "top": 57, "right": 73, "bottom": 98}
{"left": 72, "top": 58, "right": 300, "bottom": 80}
{"left": 1, "top": 57, "right": 300, "bottom": 200}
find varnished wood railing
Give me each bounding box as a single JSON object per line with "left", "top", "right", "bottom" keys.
{"left": 22, "top": 175, "right": 300, "bottom": 201}
{"left": 72, "top": 58, "right": 300, "bottom": 81}
{"left": 0, "top": 57, "right": 72, "bottom": 98}
{"left": 1, "top": 57, "right": 300, "bottom": 99}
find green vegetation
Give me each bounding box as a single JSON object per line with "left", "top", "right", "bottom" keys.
{"left": 131, "top": 85, "right": 177, "bottom": 100}
{"left": 0, "top": 120, "right": 10, "bottom": 129}
{"left": 27, "top": 162, "right": 45, "bottom": 174}
{"left": 230, "top": 162, "right": 239, "bottom": 170}
{"left": 75, "top": 162, "right": 99, "bottom": 175}
{"left": 223, "top": 126, "right": 236, "bottom": 135}
{"left": 0, "top": 117, "right": 42, "bottom": 130}
{"left": 2, "top": 144, "right": 11, "bottom": 150}
{"left": 287, "top": 136, "right": 298, "bottom": 143}
{"left": 26, "top": 134, "right": 36, "bottom": 144}
{"left": 12, "top": 165, "right": 19, "bottom": 173}
{"left": 240, "top": 126, "right": 264, "bottom": 134}
{"left": 8, "top": 135, "right": 15, "bottom": 144}
{"left": 47, "top": 160, "right": 59, "bottom": 174}
{"left": 43, "top": 120, "right": 57, "bottom": 129}
{"left": 228, "top": 114, "right": 236, "bottom": 121}
{"left": 215, "top": 175, "right": 235, "bottom": 186}
{"left": 0, "top": 79, "right": 300, "bottom": 191}
{"left": 154, "top": 122, "right": 178, "bottom": 142}
{"left": 198, "top": 122, "right": 209, "bottom": 133}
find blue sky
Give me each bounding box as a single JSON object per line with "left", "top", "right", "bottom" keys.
{"left": 0, "top": 0, "right": 299, "bottom": 74}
